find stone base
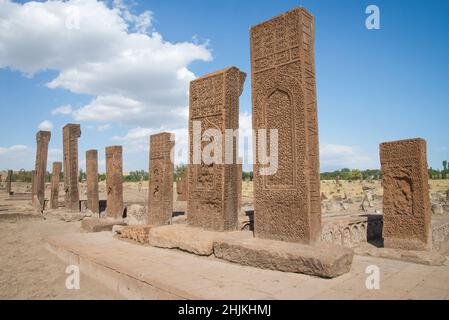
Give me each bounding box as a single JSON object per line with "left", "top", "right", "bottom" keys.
{"left": 148, "top": 224, "right": 251, "bottom": 256}
{"left": 383, "top": 237, "right": 431, "bottom": 251}
{"left": 82, "top": 218, "right": 125, "bottom": 232}
{"left": 213, "top": 237, "right": 354, "bottom": 278}
{"left": 354, "top": 242, "right": 447, "bottom": 266}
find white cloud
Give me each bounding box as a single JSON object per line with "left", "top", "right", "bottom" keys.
{"left": 0, "top": 145, "right": 34, "bottom": 170}
{"left": 320, "top": 144, "right": 377, "bottom": 170}
{"left": 0, "top": 0, "right": 212, "bottom": 130}
{"left": 38, "top": 120, "right": 54, "bottom": 131}
{"left": 51, "top": 104, "right": 73, "bottom": 115}
{"left": 97, "top": 124, "right": 111, "bottom": 132}
{"left": 48, "top": 148, "right": 63, "bottom": 164}
{"left": 0, "top": 145, "right": 30, "bottom": 155}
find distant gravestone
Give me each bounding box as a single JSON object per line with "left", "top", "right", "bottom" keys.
{"left": 50, "top": 162, "right": 62, "bottom": 209}
{"left": 105, "top": 146, "right": 124, "bottom": 219}
{"left": 380, "top": 138, "right": 432, "bottom": 251}
{"left": 187, "top": 67, "right": 246, "bottom": 231}
{"left": 176, "top": 169, "right": 188, "bottom": 201}
{"left": 86, "top": 150, "right": 100, "bottom": 214}
{"left": 63, "top": 124, "right": 81, "bottom": 211}
{"left": 6, "top": 170, "right": 13, "bottom": 195}
{"left": 33, "top": 131, "right": 51, "bottom": 210}
{"left": 251, "top": 7, "right": 321, "bottom": 244}
{"left": 148, "top": 132, "right": 174, "bottom": 226}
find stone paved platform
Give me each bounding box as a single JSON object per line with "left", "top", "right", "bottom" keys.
{"left": 45, "top": 232, "right": 449, "bottom": 300}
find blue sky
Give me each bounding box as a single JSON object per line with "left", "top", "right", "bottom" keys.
{"left": 0, "top": 0, "right": 448, "bottom": 173}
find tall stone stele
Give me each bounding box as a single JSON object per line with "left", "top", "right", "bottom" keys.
{"left": 6, "top": 170, "right": 13, "bottom": 195}
{"left": 50, "top": 162, "right": 62, "bottom": 209}
{"left": 33, "top": 131, "right": 51, "bottom": 209}
{"left": 176, "top": 169, "right": 188, "bottom": 201}
{"left": 105, "top": 146, "right": 123, "bottom": 219}
{"left": 30, "top": 170, "right": 36, "bottom": 199}
{"left": 148, "top": 132, "right": 174, "bottom": 226}
{"left": 237, "top": 161, "right": 243, "bottom": 213}
{"left": 251, "top": 7, "right": 321, "bottom": 244}
{"left": 187, "top": 67, "right": 246, "bottom": 231}
{"left": 86, "top": 150, "right": 100, "bottom": 215}
{"left": 380, "top": 138, "right": 432, "bottom": 251}
{"left": 63, "top": 124, "right": 81, "bottom": 211}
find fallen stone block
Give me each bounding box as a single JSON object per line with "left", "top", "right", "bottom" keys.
{"left": 82, "top": 218, "right": 125, "bottom": 232}
{"left": 354, "top": 242, "right": 446, "bottom": 266}
{"left": 213, "top": 237, "right": 354, "bottom": 278}
{"left": 120, "top": 225, "right": 152, "bottom": 244}
{"left": 148, "top": 224, "right": 251, "bottom": 256}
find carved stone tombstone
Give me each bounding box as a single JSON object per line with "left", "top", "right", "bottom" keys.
{"left": 251, "top": 7, "right": 321, "bottom": 244}
{"left": 187, "top": 67, "right": 246, "bottom": 231}
{"left": 105, "top": 146, "right": 123, "bottom": 219}
{"left": 380, "top": 138, "right": 432, "bottom": 251}
{"left": 50, "top": 162, "right": 62, "bottom": 209}
{"left": 63, "top": 124, "right": 81, "bottom": 211}
{"left": 30, "top": 170, "right": 36, "bottom": 199}
{"left": 176, "top": 170, "right": 188, "bottom": 201}
{"left": 148, "top": 133, "right": 174, "bottom": 226}
{"left": 6, "top": 170, "right": 13, "bottom": 195}
{"left": 86, "top": 150, "right": 100, "bottom": 214}
{"left": 34, "top": 131, "right": 51, "bottom": 209}
{"left": 237, "top": 162, "right": 242, "bottom": 212}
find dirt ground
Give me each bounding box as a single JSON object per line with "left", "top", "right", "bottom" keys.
{"left": 0, "top": 212, "right": 120, "bottom": 299}
{"left": 1, "top": 179, "right": 449, "bottom": 299}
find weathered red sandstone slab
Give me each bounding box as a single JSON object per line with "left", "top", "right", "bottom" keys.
{"left": 81, "top": 218, "right": 125, "bottom": 232}
{"left": 380, "top": 138, "right": 431, "bottom": 251}
{"left": 105, "top": 146, "right": 124, "bottom": 218}
{"left": 213, "top": 237, "right": 354, "bottom": 278}
{"left": 354, "top": 243, "right": 446, "bottom": 266}
{"left": 33, "top": 131, "right": 51, "bottom": 210}
{"left": 188, "top": 67, "right": 246, "bottom": 231}
{"left": 63, "top": 124, "right": 81, "bottom": 211}
{"left": 120, "top": 225, "right": 152, "bottom": 244}
{"left": 148, "top": 224, "right": 252, "bottom": 256}
{"left": 251, "top": 7, "right": 321, "bottom": 244}
{"left": 148, "top": 132, "right": 174, "bottom": 226}
{"left": 86, "top": 150, "right": 100, "bottom": 214}
{"left": 50, "top": 162, "right": 62, "bottom": 209}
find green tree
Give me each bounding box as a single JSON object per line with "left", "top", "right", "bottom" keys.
{"left": 174, "top": 164, "right": 187, "bottom": 182}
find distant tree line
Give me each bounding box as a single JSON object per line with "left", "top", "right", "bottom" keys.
{"left": 320, "top": 168, "right": 381, "bottom": 181}
{"left": 428, "top": 160, "right": 449, "bottom": 179}
{"left": 6, "top": 160, "right": 449, "bottom": 183}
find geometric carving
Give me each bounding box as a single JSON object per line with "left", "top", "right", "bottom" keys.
{"left": 380, "top": 138, "right": 432, "bottom": 251}
{"left": 187, "top": 67, "right": 246, "bottom": 231}
{"left": 251, "top": 7, "right": 321, "bottom": 244}
{"left": 148, "top": 132, "right": 174, "bottom": 226}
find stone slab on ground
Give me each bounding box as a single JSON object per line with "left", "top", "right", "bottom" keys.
{"left": 120, "top": 225, "right": 152, "bottom": 244}
{"left": 354, "top": 242, "right": 447, "bottom": 266}
{"left": 82, "top": 218, "right": 125, "bottom": 232}
{"left": 214, "top": 237, "right": 354, "bottom": 278}
{"left": 148, "top": 224, "right": 252, "bottom": 256}
{"left": 44, "top": 232, "right": 449, "bottom": 300}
